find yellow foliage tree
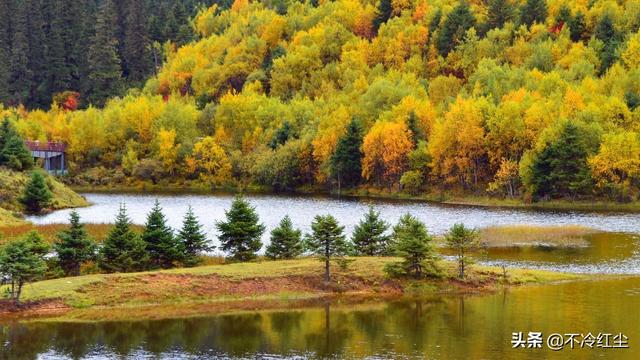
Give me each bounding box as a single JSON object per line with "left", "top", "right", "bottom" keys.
{"left": 190, "top": 137, "right": 232, "bottom": 184}
{"left": 428, "top": 97, "right": 488, "bottom": 187}
{"left": 362, "top": 121, "right": 414, "bottom": 187}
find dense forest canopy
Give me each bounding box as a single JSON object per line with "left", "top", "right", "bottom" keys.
{"left": 3, "top": 0, "right": 640, "bottom": 201}
{"left": 0, "top": 0, "right": 221, "bottom": 108}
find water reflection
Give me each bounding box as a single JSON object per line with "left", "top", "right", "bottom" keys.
{"left": 3, "top": 277, "right": 639, "bottom": 359}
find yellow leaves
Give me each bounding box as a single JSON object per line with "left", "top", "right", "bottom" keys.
{"left": 589, "top": 131, "right": 640, "bottom": 186}
{"left": 362, "top": 121, "right": 414, "bottom": 186}
{"left": 562, "top": 88, "right": 586, "bottom": 118}
{"left": 260, "top": 16, "right": 286, "bottom": 48}
{"left": 194, "top": 4, "right": 219, "bottom": 37}
{"left": 156, "top": 128, "right": 178, "bottom": 173}
{"left": 231, "top": 0, "right": 249, "bottom": 13}
{"left": 622, "top": 31, "right": 640, "bottom": 70}
{"left": 190, "top": 137, "right": 232, "bottom": 184}
{"left": 428, "top": 97, "right": 487, "bottom": 185}
{"left": 312, "top": 106, "right": 351, "bottom": 182}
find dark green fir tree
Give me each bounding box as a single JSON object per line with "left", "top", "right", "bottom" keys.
{"left": 99, "top": 204, "right": 148, "bottom": 273}
{"left": 265, "top": 215, "right": 303, "bottom": 260}
{"left": 54, "top": 211, "right": 97, "bottom": 276}
{"left": 216, "top": 195, "right": 265, "bottom": 261}
{"left": 177, "top": 206, "right": 213, "bottom": 267}
{"left": 142, "top": 200, "right": 183, "bottom": 269}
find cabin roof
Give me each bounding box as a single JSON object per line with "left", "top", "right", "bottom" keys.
{"left": 25, "top": 140, "right": 67, "bottom": 152}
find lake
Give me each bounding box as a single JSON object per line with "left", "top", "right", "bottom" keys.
{"left": 3, "top": 277, "right": 638, "bottom": 359}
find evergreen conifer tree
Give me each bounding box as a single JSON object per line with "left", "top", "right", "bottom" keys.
{"left": 520, "top": 0, "right": 547, "bottom": 28}
{"left": 330, "top": 118, "right": 363, "bottom": 190}
{"left": 445, "top": 223, "right": 479, "bottom": 279}
{"left": 594, "top": 14, "right": 619, "bottom": 74}
{"left": 352, "top": 207, "right": 390, "bottom": 256}
{"left": 0, "top": 118, "right": 33, "bottom": 171}
{"left": 485, "top": 0, "right": 515, "bottom": 30}
{"left": 216, "top": 195, "right": 265, "bottom": 261}
{"left": 437, "top": 2, "right": 476, "bottom": 57}
{"left": 54, "top": 211, "right": 97, "bottom": 276}
{"left": 568, "top": 11, "right": 587, "bottom": 42}
{"left": 0, "top": 231, "right": 49, "bottom": 305}
{"left": 177, "top": 206, "right": 213, "bottom": 267}
{"left": 385, "top": 214, "right": 438, "bottom": 279}
{"left": 530, "top": 122, "right": 593, "bottom": 199}
{"left": 20, "top": 172, "right": 52, "bottom": 214}
{"left": 265, "top": 215, "right": 303, "bottom": 260}
{"left": 142, "top": 200, "right": 182, "bottom": 269}
{"left": 304, "top": 214, "right": 350, "bottom": 283}
{"left": 373, "top": 0, "right": 393, "bottom": 33}
{"left": 99, "top": 204, "right": 148, "bottom": 273}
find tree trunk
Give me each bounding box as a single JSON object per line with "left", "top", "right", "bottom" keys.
{"left": 14, "top": 281, "right": 23, "bottom": 306}
{"left": 324, "top": 244, "right": 330, "bottom": 284}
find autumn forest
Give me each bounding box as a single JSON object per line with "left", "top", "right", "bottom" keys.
{"left": 3, "top": 0, "right": 640, "bottom": 203}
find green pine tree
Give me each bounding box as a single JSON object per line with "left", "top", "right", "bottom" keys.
{"left": 437, "top": 2, "right": 476, "bottom": 57}
{"left": 86, "top": 0, "right": 123, "bottom": 106}
{"left": 142, "top": 200, "right": 183, "bottom": 269}
{"left": 177, "top": 206, "right": 213, "bottom": 267}
{"left": 384, "top": 214, "right": 439, "bottom": 279}
{"left": 352, "top": 207, "right": 390, "bottom": 256}
{"left": 54, "top": 211, "right": 97, "bottom": 276}
{"left": 445, "top": 223, "right": 479, "bottom": 279}
{"left": 330, "top": 118, "right": 363, "bottom": 190}
{"left": 519, "top": 0, "right": 547, "bottom": 28}
{"left": 0, "top": 231, "right": 49, "bottom": 305}
{"left": 485, "top": 0, "right": 515, "bottom": 30}
{"left": 568, "top": 11, "right": 587, "bottom": 42}
{"left": 0, "top": 118, "right": 33, "bottom": 171}
{"left": 373, "top": 0, "right": 393, "bottom": 33}
{"left": 594, "top": 14, "right": 619, "bottom": 74}
{"left": 265, "top": 215, "right": 303, "bottom": 260}
{"left": 530, "top": 122, "right": 593, "bottom": 199}
{"left": 20, "top": 172, "right": 52, "bottom": 214}
{"left": 216, "top": 195, "right": 265, "bottom": 261}
{"left": 304, "top": 214, "right": 350, "bottom": 283}
{"left": 99, "top": 204, "right": 148, "bottom": 273}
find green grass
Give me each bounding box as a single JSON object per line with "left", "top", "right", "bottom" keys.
{"left": 10, "top": 257, "right": 585, "bottom": 315}
{"left": 0, "top": 166, "right": 89, "bottom": 212}
{"left": 477, "top": 225, "right": 597, "bottom": 248}
{"left": 0, "top": 207, "right": 27, "bottom": 227}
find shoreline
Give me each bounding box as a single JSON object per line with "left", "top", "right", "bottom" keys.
{"left": 0, "top": 257, "right": 598, "bottom": 322}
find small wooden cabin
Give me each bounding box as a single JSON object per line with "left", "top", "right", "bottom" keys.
{"left": 25, "top": 140, "right": 67, "bottom": 175}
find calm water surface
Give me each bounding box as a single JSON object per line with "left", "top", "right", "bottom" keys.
{"left": 3, "top": 277, "right": 639, "bottom": 359}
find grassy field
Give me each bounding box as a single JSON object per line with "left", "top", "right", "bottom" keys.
{"left": 477, "top": 225, "right": 597, "bottom": 248}
{"left": 2, "top": 257, "right": 588, "bottom": 321}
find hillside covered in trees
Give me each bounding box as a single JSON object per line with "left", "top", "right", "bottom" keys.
{"left": 3, "top": 0, "right": 640, "bottom": 202}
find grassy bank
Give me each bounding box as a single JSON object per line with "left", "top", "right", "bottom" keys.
{"left": 0, "top": 257, "right": 587, "bottom": 321}
{"left": 0, "top": 168, "right": 89, "bottom": 217}
{"left": 0, "top": 208, "right": 27, "bottom": 227}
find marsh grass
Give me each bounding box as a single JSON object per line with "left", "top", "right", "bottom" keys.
{"left": 478, "top": 225, "right": 597, "bottom": 248}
